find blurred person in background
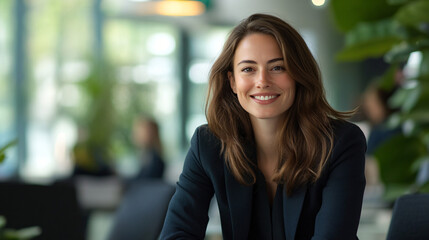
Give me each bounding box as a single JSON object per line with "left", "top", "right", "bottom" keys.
{"left": 362, "top": 84, "right": 400, "bottom": 156}
{"left": 361, "top": 83, "right": 400, "bottom": 186}
{"left": 131, "top": 116, "right": 165, "bottom": 181}
{"left": 160, "top": 13, "right": 366, "bottom": 240}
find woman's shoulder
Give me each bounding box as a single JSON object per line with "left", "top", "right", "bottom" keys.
{"left": 330, "top": 119, "right": 366, "bottom": 143}
{"left": 194, "top": 124, "right": 211, "bottom": 135}
{"left": 190, "top": 124, "right": 223, "bottom": 152}
{"left": 193, "top": 124, "right": 218, "bottom": 141}
{"left": 188, "top": 124, "right": 225, "bottom": 174}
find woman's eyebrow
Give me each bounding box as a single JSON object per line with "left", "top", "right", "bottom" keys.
{"left": 237, "top": 60, "right": 256, "bottom": 66}
{"left": 267, "top": 57, "right": 284, "bottom": 64}
{"left": 237, "top": 57, "right": 284, "bottom": 66}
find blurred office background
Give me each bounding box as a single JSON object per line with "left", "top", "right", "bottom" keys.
{"left": 1, "top": 0, "right": 428, "bottom": 239}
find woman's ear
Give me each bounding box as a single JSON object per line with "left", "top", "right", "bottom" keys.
{"left": 228, "top": 71, "right": 237, "bottom": 93}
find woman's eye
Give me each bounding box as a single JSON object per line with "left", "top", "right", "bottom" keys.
{"left": 242, "top": 67, "right": 253, "bottom": 73}
{"left": 272, "top": 66, "right": 285, "bottom": 71}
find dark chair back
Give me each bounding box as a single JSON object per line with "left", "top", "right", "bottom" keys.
{"left": 108, "top": 180, "right": 175, "bottom": 240}
{"left": 0, "top": 181, "right": 86, "bottom": 240}
{"left": 386, "top": 193, "right": 429, "bottom": 240}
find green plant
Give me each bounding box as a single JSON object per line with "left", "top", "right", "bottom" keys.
{"left": 62, "top": 59, "right": 118, "bottom": 173}
{"left": 0, "top": 139, "right": 17, "bottom": 164}
{"left": 331, "top": 0, "right": 429, "bottom": 200}
{"left": 64, "top": 58, "right": 150, "bottom": 172}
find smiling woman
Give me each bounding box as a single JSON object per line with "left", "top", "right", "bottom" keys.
{"left": 160, "top": 13, "right": 366, "bottom": 240}
{"left": 228, "top": 33, "right": 295, "bottom": 123}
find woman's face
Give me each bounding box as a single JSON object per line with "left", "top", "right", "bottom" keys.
{"left": 363, "top": 89, "right": 386, "bottom": 125}
{"left": 229, "top": 33, "right": 295, "bottom": 122}
{"left": 132, "top": 120, "right": 153, "bottom": 148}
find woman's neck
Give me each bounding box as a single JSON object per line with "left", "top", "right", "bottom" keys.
{"left": 250, "top": 117, "right": 281, "bottom": 162}
{"left": 251, "top": 117, "right": 282, "bottom": 204}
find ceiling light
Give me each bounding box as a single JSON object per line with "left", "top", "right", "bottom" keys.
{"left": 156, "top": 1, "right": 205, "bottom": 16}
{"left": 312, "top": 0, "right": 326, "bottom": 7}
{"left": 128, "top": 0, "right": 206, "bottom": 16}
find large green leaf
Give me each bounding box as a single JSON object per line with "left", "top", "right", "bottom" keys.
{"left": 0, "top": 139, "right": 18, "bottom": 164}
{"left": 345, "top": 19, "right": 401, "bottom": 46}
{"left": 386, "top": 112, "right": 403, "bottom": 129}
{"left": 337, "top": 37, "right": 401, "bottom": 61}
{"left": 410, "top": 82, "right": 429, "bottom": 112}
{"left": 336, "top": 20, "right": 402, "bottom": 61}
{"left": 330, "top": 0, "right": 400, "bottom": 32}
{"left": 0, "top": 139, "right": 17, "bottom": 154}
{"left": 388, "top": 113, "right": 429, "bottom": 136}
{"left": 388, "top": 80, "right": 429, "bottom": 117}
{"left": 388, "top": 0, "right": 416, "bottom": 4}
{"left": 411, "top": 156, "right": 429, "bottom": 172}
{"left": 385, "top": 39, "right": 429, "bottom": 63}
{"left": 375, "top": 134, "right": 425, "bottom": 185}
{"left": 404, "top": 111, "right": 429, "bottom": 125}
{"left": 395, "top": 0, "right": 429, "bottom": 27}
{"left": 424, "top": 130, "right": 429, "bottom": 146}
{"left": 419, "top": 50, "right": 429, "bottom": 77}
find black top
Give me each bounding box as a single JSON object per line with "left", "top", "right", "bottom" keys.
{"left": 249, "top": 170, "right": 286, "bottom": 240}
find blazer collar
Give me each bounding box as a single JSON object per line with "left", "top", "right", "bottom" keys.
{"left": 224, "top": 163, "right": 253, "bottom": 240}
{"left": 283, "top": 184, "right": 307, "bottom": 240}
{"left": 224, "top": 141, "right": 256, "bottom": 239}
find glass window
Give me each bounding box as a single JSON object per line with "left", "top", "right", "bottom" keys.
{"left": 23, "top": 0, "right": 92, "bottom": 179}
{"left": 187, "top": 26, "right": 232, "bottom": 140}
{"left": 0, "top": 0, "right": 15, "bottom": 177}
{"left": 104, "top": 19, "right": 180, "bottom": 176}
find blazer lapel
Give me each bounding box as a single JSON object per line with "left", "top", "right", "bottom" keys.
{"left": 224, "top": 163, "right": 253, "bottom": 240}
{"left": 283, "top": 184, "right": 307, "bottom": 240}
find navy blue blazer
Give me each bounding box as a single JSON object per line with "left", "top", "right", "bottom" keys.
{"left": 160, "top": 120, "right": 366, "bottom": 240}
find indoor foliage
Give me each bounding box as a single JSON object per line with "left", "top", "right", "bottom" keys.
{"left": 331, "top": 0, "right": 429, "bottom": 200}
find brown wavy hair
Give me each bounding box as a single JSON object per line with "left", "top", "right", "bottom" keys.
{"left": 206, "top": 13, "right": 352, "bottom": 195}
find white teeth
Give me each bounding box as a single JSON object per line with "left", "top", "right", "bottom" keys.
{"left": 254, "top": 95, "right": 276, "bottom": 100}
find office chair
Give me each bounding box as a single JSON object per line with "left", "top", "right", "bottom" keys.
{"left": 108, "top": 180, "right": 175, "bottom": 240}
{"left": 0, "top": 181, "right": 86, "bottom": 240}
{"left": 386, "top": 193, "right": 429, "bottom": 240}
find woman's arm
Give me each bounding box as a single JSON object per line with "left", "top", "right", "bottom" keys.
{"left": 312, "top": 123, "right": 367, "bottom": 240}
{"left": 160, "top": 127, "right": 215, "bottom": 240}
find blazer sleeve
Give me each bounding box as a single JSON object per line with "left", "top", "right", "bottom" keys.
{"left": 312, "top": 123, "right": 367, "bottom": 240}
{"left": 160, "top": 127, "right": 215, "bottom": 240}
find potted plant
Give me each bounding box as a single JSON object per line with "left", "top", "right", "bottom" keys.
{"left": 330, "top": 0, "right": 429, "bottom": 201}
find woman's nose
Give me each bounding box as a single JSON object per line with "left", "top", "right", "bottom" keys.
{"left": 256, "top": 70, "right": 270, "bottom": 89}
